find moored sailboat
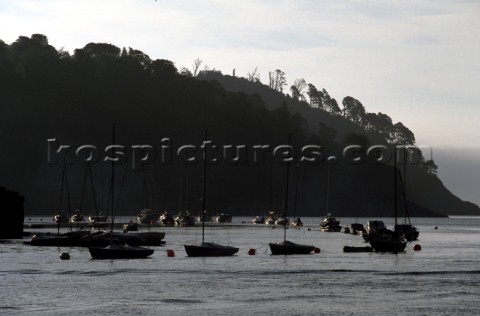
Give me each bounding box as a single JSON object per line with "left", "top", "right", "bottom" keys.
{"left": 184, "top": 129, "right": 239, "bottom": 257}
{"left": 319, "top": 164, "right": 341, "bottom": 232}
{"left": 394, "top": 147, "right": 419, "bottom": 241}
{"left": 88, "top": 124, "right": 154, "bottom": 259}
{"left": 369, "top": 148, "right": 407, "bottom": 253}
{"left": 269, "top": 134, "right": 315, "bottom": 255}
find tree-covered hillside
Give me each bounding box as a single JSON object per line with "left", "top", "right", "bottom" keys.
{"left": 0, "top": 34, "right": 477, "bottom": 216}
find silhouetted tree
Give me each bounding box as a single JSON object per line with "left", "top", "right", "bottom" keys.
{"left": 307, "top": 83, "right": 322, "bottom": 108}
{"left": 179, "top": 67, "right": 193, "bottom": 76}
{"left": 192, "top": 58, "right": 202, "bottom": 76}
{"left": 290, "top": 78, "right": 307, "bottom": 101}
{"left": 322, "top": 89, "right": 341, "bottom": 115}
{"left": 393, "top": 122, "right": 415, "bottom": 145}
{"left": 246, "top": 67, "right": 260, "bottom": 82}
{"left": 268, "top": 69, "right": 286, "bottom": 92}
{"left": 342, "top": 96, "right": 366, "bottom": 125}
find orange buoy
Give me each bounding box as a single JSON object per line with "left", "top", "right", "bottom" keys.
{"left": 166, "top": 249, "right": 175, "bottom": 257}
{"left": 413, "top": 244, "right": 421, "bottom": 251}
{"left": 248, "top": 248, "right": 256, "bottom": 256}
{"left": 314, "top": 247, "right": 320, "bottom": 254}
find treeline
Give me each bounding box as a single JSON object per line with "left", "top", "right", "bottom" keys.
{"left": 0, "top": 34, "right": 476, "bottom": 216}
{"left": 195, "top": 65, "right": 417, "bottom": 148}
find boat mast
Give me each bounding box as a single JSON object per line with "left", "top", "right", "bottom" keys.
{"left": 179, "top": 163, "right": 183, "bottom": 211}
{"left": 394, "top": 146, "right": 398, "bottom": 228}
{"left": 202, "top": 129, "right": 208, "bottom": 244}
{"left": 110, "top": 123, "right": 116, "bottom": 235}
{"left": 293, "top": 163, "right": 299, "bottom": 219}
{"left": 87, "top": 163, "right": 100, "bottom": 231}
{"left": 403, "top": 148, "right": 410, "bottom": 224}
{"left": 268, "top": 157, "right": 273, "bottom": 210}
{"left": 185, "top": 166, "right": 190, "bottom": 211}
{"left": 326, "top": 163, "right": 330, "bottom": 215}
{"left": 219, "top": 181, "right": 223, "bottom": 214}
{"left": 284, "top": 134, "right": 292, "bottom": 242}
{"left": 58, "top": 161, "right": 66, "bottom": 235}
{"left": 65, "top": 161, "right": 72, "bottom": 232}
{"left": 143, "top": 168, "right": 148, "bottom": 209}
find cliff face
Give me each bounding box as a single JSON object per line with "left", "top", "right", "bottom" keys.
{"left": 0, "top": 187, "right": 24, "bottom": 238}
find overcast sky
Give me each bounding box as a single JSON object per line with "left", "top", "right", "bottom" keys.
{"left": 1, "top": 0, "right": 479, "bottom": 206}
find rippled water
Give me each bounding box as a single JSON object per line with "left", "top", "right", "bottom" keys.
{"left": 1, "top": 217, "right": 480, "bottom": 315}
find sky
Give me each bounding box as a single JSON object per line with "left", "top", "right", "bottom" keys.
{"left": 1, "top": 0, "right": 479, "bottom": 206}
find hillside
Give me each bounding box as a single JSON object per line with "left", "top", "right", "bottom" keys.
{"left": 198, "top": 72, "right": 480, "bottom": 216}
{"left": 0, "top": 34, "right": 478, "bottom": 217}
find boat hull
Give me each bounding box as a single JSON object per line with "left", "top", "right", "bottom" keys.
{"left": 369, "top": 233, "right": 407, "bottom": 253}
{"left": 370, "top": 240, "right": 407, "bottom": 253}
{"left": 88, "top": 244, "right": 154, "bottom": 259}
{"left": 269, "top": 241, "right": 315, "bottom": 255}
{"left": 184, "top": 242, "right": 239, "bottom": 257}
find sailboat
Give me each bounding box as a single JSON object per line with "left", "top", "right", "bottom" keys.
{"left": 319, "top": 164, "right": 341, "bottom": 232}
{"left": 289, "top": 164, "right": 303, "bottom": 227}
{"left": 269, "top": 134, "right": 315, "bottom": 255}
{"left": 27, "top": 161, "right": 91, "bottom": 247}
{"left": 369, "top": 147, "right": 407, "bottom": 253}
{"left": 394, "top": 147, "right": 419, "bottom": 241}
{"left": 136, "top": 166, "right": 160, "bottom": 224}
{"left": 175, "top": 164, "right": 195, "bottom": 226}
{"left": 88, "top": 124, "right": 154, "bottom": 259}
{"left": 184, "top": 129, "right": 239, "bottom": 257}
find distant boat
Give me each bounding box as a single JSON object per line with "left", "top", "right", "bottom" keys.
{"left": 363, "top": 220, "right": 385, "bottom": 242}
{"left": 70, "top": 211, "right": 84, "bottom": 223}
{"left": 184, "top": 129, "right": 239, "bottom": 257}
{"left": 88, "top": 243, "right": 154, "bottom": 259}
{"left": 88, "top": 124, "right": 154, "bottom": 259}
{"left": 291, "top": 217, "right": 303, "bottom": 227}
{"left": 365, "top": 220, "right": 385, "bottom": 234}
{"left": 320, "top": 165, "right": 341, "bottom": 232}
{"left": 269, "top": 134, "right": 315, "bottom": 255}
{"left": 369, "top": 148, "right": 407, "bottom": 253}
{"left": 320, "top": 216, "right": 341, "bottom": 232}
{"left": 53, "top": 214, "right": 69, "bottom": 224}
{"left": 175, "top": 211, "right": 195, "bottom": 227}
{"left": 349, "top": 223, "right": 366, "bottom": 235}
{"left": 160, "top": 211, "right": 175, "bottom": 226}
{"left": 275, "top": 213, "right": 289, "bottom": 226}
{"left": 27, "top": 231, "right": 91, "bottom": 247}
{"left": 395, "top": 223, "right": 419, "bottom": 241}
{"left": 184, "top": 242, "right": 239, "bottom": 257}
{"left": 88, "top": 215, "right": 108, "bottom": 223}
{"left": 394, "top": 147, "right": 419, "bottom": 241}
{"left": 290, "top": 164, "right": 303, "bottom": 228}
{"left": 123, "top": 221, "right": 138, "bottom": 232}
{"left": 251, "top": 215, "right": 265, "bottom": 224}
{"left": 136, "top": 208, "right": 160, "bottom": 224}
{"left": 264, "top": 211, "right": 276, "bottom": 225}
{"left": 369, "top": 228, "right": 406, "bottom": 253}
{"left": 53, "top": 161, "right": 71, "bottom": 229}
{"left": 270, "top": 240, "right": 315, "bottom": 255}
{"left": 196, "top": 211, "right": 212, "bottom": 223}
{"left": 216, "top": 212, "right": 232, "bottom": 223}
{"left": 88, "top": 214, "right": 109, "bottom": 228}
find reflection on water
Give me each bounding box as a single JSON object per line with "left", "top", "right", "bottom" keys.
{"left": 2, "top": 216, "right": 480, "bottom": 315}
